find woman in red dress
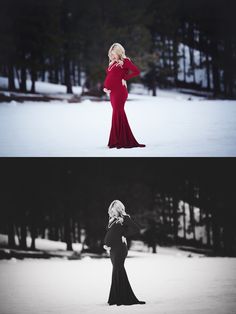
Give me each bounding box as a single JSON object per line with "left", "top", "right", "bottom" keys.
{"left": 103, "top": 43, "right": 146, "bottom": 149}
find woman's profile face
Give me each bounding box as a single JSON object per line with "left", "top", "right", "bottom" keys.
{"left": 111, "top": 50, "right": 119, "bottom": 61}
{"left": 109, "top": 206, "right": 118, "bottom": 218}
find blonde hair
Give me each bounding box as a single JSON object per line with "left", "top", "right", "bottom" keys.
{"left": 108, "top": 43, "right": 130, "bottom": 64}
{"left": 108, "top": 200, "right": 129, "bottom": 218}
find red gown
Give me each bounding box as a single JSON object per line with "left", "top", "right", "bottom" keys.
{"left": 103, "top": 58, "right": 146, "bottom": 149}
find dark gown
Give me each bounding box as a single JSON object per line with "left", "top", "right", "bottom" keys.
{"left": 103, "top": 58, "right": 146, "bottom": 149}
{"left": 104, "top": 215, "right": 145, "bottom": 306}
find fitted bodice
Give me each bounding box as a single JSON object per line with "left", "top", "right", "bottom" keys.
{"left": 104, "top": 215, "right": 140, "bottom": 248}
{"left": 104, "top": 61, "right": 126, "bottom": 90}
{"left": 103, "top": 58, "right": 140, "bottom": 91}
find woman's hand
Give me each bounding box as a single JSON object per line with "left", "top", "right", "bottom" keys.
{"left": 122, "top": 79, "right": 127, "bottom": 88}
{"left": 115, "top": 216, "right": 124, "bottom": 225}
{"left": 103, "top": 245, "right": 111, "bottom": 254}
{"left": 122, "top": 236, "right": 127, "bottom": 245}
{"left": 103, "top": 87, "right": 111, "bottom": 96}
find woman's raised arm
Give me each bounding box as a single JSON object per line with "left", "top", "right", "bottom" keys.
{"left": 123, "top": 215, "right": 140, "bottom": 237}
{"left": 123, "top": 58, "right": 140, "bottom": 81}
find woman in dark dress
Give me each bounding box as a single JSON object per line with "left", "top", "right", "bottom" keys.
{"left": 103, "top": 200, "right": 146, "bottom": 306}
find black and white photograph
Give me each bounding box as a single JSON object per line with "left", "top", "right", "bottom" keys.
{"left": 0, "top": 158, "right": 236, "bottom": 313}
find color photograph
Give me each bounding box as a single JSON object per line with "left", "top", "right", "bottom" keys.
{"left": 0, "top": 0, "right": 236, "bottom": 156}
{"left": 0, "top": 1, "right": 236, "bottom": 314}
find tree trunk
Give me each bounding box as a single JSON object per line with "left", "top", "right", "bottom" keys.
{"left": 205, "top": 49, "right": 211, "bottom": 91}
{"left": 30, "top": 68, "right": 37, "bottom": 93}
{"left": 211, "top": 39, "right": 220, "bottom": 96}
{"left": 64, "top": 43, "right": 72, "bottom": 94}
{"left": 30, "top": 223, "right": 37, "bottom": 250}
{"left": 189, "top": 22, "right": 196, "bottom": 84}
{"left": 182, "top": 202, "right": 186, "bottom": 240}
{"left": 182, "top": 45, "right": 186, "bottom": 82}
{"left": 64, "top": 210, "right": 73, "bottom": 250}
{"left": 172, "top": 198, "right": 179, "bottom": 242}
{"left": 55, "top": 67, "right": 59, "bottom": 84}
{"left": 8, "top": 221, "right": 16, "bottom": 248}
{"left": 189, "top": 47, "right": 196, "bottom": 83}
{"left": 72, "top": 60, "right": 76, "bottom": 86}
{"left": 182, "top": 21, "right": 186, "bottom": 82}
{"left": 223, "top": 37, "right": 233, "bottom": 98}
{"left": 20, "top": 67, "right": 27, "bottom": 92}
{"left": 152, "top": 85, "right": 156, "bottom": 96}
{"left": 64, "top": 54, "right": 72, "bottom": 93}
{"left": 7, "top": 64, "right": 16, "bottom": 91}
{"left": 19, "top": 222, "right": 27, "bottom": 249}
{"left": 222, "top": 225, "right": 233, "bottom": 256}
{"left": 77, "top": 59, "right": 81, "bottom": 86}
{"left": 211, "top": 210, "right": 221, "bottom": 254}
{"left": 189, "top": 205, "right": 196, "bottom": 241}
{"left": 173, "top": 35, "right": 178, "bottom": 83}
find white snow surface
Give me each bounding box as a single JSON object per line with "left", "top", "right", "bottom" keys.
{"left": 0, "top": 251, "right": 236, "bottom": 314}
{"left": 1, "top": 81, "right": 236, "bottom": 156}
{"left": 0, "top": 235, "right": 235, "bottom": 313}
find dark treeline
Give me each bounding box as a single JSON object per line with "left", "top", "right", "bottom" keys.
{"left": 0, "top": 0, "right": 235, "bottom": 98}
{"left": 0, "top": 158, "right": 235, "bottom": 256}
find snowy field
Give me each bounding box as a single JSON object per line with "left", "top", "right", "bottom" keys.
{"left": 1, "top": 80, "right": 236, "bottom": 156}
{"left": 0, "top": 251, "right": 236, "bottom": 314}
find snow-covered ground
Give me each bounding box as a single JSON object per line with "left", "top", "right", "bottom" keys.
{"left": 0, "top": 250, "right": 236, "bottom": 314}
{"left": 1, "top": 80, "right": 236, "bottom": 156}
{"left": 0, "top": 235, "right": 235, "bottom": 313}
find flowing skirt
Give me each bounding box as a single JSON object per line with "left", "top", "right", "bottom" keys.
{"left": 108, "top": 85, "right": 145, "bottom": 149}
{"left": 108, "top": 243, "right": 145, "bottom": 305}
